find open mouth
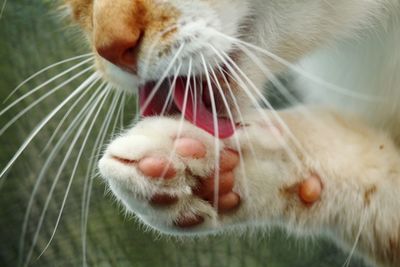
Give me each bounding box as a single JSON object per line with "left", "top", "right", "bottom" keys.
{"left": 139, "top": 75, "right": 236, "bottom": 139}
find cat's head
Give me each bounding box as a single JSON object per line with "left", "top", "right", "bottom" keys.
{"left": 65, "top": 0, "right": 251, "bottom": 89}
{"left": 64, "top": 0, "right": 383, "bottom": 134}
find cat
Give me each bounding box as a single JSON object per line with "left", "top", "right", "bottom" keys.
{"left": 64, "top": 0, "right": 400, "bottom": 266}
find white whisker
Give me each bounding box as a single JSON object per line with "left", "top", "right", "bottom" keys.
{"left": 219, "top": 49, "right": 308, "bottom": 159}
{"left": 160, "top": 62, "right": 182, "bottom": 116}
{"left": 119, "top": 92, "right": 126, "bottom": 130}
{"left": 201, "top": 55, "right": 220, "bottom": 215}
{"left": 209, "top": 62, "right": 252, "bottom": 202}
{"left": 232, "top": 44, "right": 322, "bottom": 134}
{"left": 161, "top": 60, "right": 191, "bottom": 194}
{"left": 0, "top": 66, "right": 94, "bottom": 137}
{"left": 1, "top": 57, "right": 94, "bottom": 112}
{"left": 191, "top": 71, "right": 198, "bottom": 123}
{"left": 238, "top": 45, "right": 303, "bottom": 106}
{"left": 42, "top": 78, "right": 104, "bottom": 153}
{"left": 22, "top": 87, "right": 113, "bottom": 266}
{"left": 17, "top": 82, "right": 107, "bottom": 267}
{"left": 0, "top": 71, "right": 98, "bottom": 180}
{"left": 36, "top": 87, "right": 114, "bottom": 260}
{"left": 111, "top": 91, "right": 125, "bottom": 137}
{"left": 208, "top": 45, "right": 303, "bottom": 168}
{"left": 81, "top": 93, "right": 120, "bottom": 266}
{"left": 140, "top": 44, "right": 184, "bottom": 114}
{"left": 342, "top": 211, "right": 367, "bottom": 267}
{"left": 0, "top": 0, "right": 7, "bottom": 19}
{"left": 81, "top": 87, "right": 123, "bottom": 267}
{"left": 208, "top": 29, "right": 381, "bottom": 101}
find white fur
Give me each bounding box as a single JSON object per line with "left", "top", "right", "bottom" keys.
{"left": 95, "top": 1, "right": 400, "bottom": 266}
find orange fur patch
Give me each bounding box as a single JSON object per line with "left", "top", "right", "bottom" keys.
{"left": 65, "top": 0, "right": 180, "bottom": 58}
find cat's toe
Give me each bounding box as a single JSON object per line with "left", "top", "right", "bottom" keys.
{"left": 138, "top": 157, "right": 176, "bottom": 179}
{"left": 216, "top": 192, "right": 241, "bottom": 213}
{"left": 193, "top": 172, "right": 241, "bottom": 214}
{"left": 219, "top": 149, "right": 239, "bottom": 172}
{"left": 174, "top": 138, "right": 207, "bottom": 159}
{"left": 193, "top": 172, "right": 235, "bottom": 199}
{"left": 174, "top": 214, "right": 205, "bottom": 228}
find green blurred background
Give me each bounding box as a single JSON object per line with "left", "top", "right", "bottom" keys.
{"left": 0, "top": 1, "right": 367, "bottom": 266}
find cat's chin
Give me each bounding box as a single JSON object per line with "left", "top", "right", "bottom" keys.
{"left": 97, "top": 58, "right": 140, "bottom": 93}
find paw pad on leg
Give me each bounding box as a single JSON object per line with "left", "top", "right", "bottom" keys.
{"left": 217, "top": 192, "right": 241, "bottom": 213}
{"left": 299, "top": 175, "right": 322, "bottom": 204}
{"left": 280, "top": 173, "right": 323, "bottom": 207}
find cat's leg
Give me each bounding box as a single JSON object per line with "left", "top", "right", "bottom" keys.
{"left": 99, "top": 114, "right": 320, "bottom": 233}
{"left": 99, "top": 109, "right": 400, "bottom": 266}
{"left": 231, "top": 108, "right": 400, "bottom": 267}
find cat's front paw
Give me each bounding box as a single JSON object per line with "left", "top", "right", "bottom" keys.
{"left": 99, "top": 117, "right": 241, "bottom": 234}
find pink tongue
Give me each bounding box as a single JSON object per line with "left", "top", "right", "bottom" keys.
{"left": 173, "top": 78, "right": 235, "bottom": 139}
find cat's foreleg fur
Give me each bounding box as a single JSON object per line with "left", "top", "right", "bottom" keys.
{"left": 99, "top": 108, "right": 400, "bottom": 267}
{"left": 237, "top": 108, "right": 400, "bottom": 267}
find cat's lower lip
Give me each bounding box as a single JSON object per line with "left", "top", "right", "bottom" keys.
{"left": 139, "top": 75, "right": 236, "bottom": 139}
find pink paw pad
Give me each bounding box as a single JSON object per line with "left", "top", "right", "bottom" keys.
{"left": 137, "top": 138, "right": 208, "bottom": 179}
{"left": 174, "top": 138, "right": 207, "bottom": 158}
{"left": 137, "top": 137, "right": 241, "bottom": 227}
{"left": 138, "top": 157, "right": 176, "bottom": 179}
{"left": 299, "top": 174, "right": 322, "bottom": 204}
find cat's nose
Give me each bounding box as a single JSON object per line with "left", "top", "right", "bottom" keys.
{"left": 96, "top": 28, "right": 144, "bottom": 74}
